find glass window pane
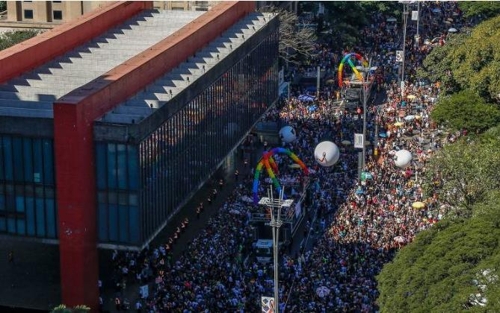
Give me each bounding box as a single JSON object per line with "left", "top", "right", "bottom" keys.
{"left": 95, "top": 143, "right": 107, "bottom": 190}
{"left": 108, "top": 192, "right": 117, "bottom": 205}
{"left": 0, "top": 217, "right": 5, "bottom": 232}
{"left": 0, "top": 136, "right": 4, "bottom": 180}
{"left": 16, "top": 219, "right": 26, "bottom": 235}
{"left": 7, "top": 218, "right": 15, "bottom": 234}
{"left": 128, "top": 146, "right": 139, "bottom": 190}
{"left": 15, "top": 196, "right": 24, "bottom": 212}
{"left": 107, "top": 144, "right": 117, "bottom": 189}
{"left": 32, "top": 139, "right": 43, "bottom": 184}
{"left": 127, "top": 193, "right": 137, "bottom": 207}
{"left": 23, "top": 138, "right": 33, "bottom": 183}
{"left": 129, "top": 205, "right": 140, "bottom": 244}
{"left": 35, "top": 198, "right": 45, "bottom": 237}
{"left": 42, "top": 139, "right": 54, "bottom": 185}
{"left": 2, "top": 137, "right": 13, "bottom": 180}
{"left": 12, "top": 137, "right": 24, "bottom": 182}
{"left": 26, "top": 197, "right": 35, "bottom": 236}
{"left": 117, "top": 144, "right": 127, "bottom": 190}
{"left": 119, "top": 205, "right": 128, "bottom": 243}
{"left": 108, "top": 204, "right": 118, "bottom": 242}
{"left": 98, "top": 203, "right": 108, "bottom": 242}
{"left": 46, "top": 198, "right": 56, "bottom": 238}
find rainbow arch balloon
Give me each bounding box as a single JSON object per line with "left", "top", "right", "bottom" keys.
{"left": 338, "top": 52, "right": 368, "bottom": 87}
{"left": 252, "top": 147, "right": 309, "bottom": 204}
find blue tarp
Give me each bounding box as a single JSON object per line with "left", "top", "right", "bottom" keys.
{"left": 298, "top": 94, "right": 314, "bottom": 102}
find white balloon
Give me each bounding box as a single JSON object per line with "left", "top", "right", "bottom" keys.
{"left": 279, "top": 126, "right": 297, "bottom": 143}
{"left": 314, "top": 141, "right": 340, "bottom": 167}
{"left": 394, "top": 149, "right": 412, "bottom": 168}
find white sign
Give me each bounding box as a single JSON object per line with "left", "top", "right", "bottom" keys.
{"left": 261, "top": 296, "right": 275, "bottom": 313}
{"left": 354, "top": 133, "right": 364, "bottom": 148}
{"left": 411, "top": 10, "right": 419, "bottom": 21}
{"left": 396, "top": 50, "right": 404, "bottom": 63}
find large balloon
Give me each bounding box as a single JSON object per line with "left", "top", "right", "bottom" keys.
{"left": 394, "top": 149, "right": 412, "bottom": 168}
{"left": 279, "top": 126, "right": 297, "bottom": 143}
{"left": 314, "top": 141, "right": 340, "bottom": 167}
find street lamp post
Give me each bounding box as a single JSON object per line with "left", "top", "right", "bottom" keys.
{"left": 259, "top": 186, "right": 294, "bottom": 313}
{"left": 416, "top": 1, "right": 420, "bottom": 40}
{"left": 362, "top": 58, "right": 374, "bottom": 170}
{"left": 401, "top": 2, "right": 409, "bottom": 97}
{"left": 361, "top": 81, "right": 370, "bottom": 171}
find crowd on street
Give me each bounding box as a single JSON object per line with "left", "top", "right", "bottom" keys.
{"left": 106, "top": 2, "right": 469, "bottom": 312}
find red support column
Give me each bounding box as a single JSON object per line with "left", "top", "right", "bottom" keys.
{"left": 53, "top": 103, "right": 99, "bottom": 311}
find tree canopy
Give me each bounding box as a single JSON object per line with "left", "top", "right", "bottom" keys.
{"left": 379, "top": 128, "right": 500, "bottom": 311}
{"left": 418, "top": 15, "right": 500, "bottom": 103}
{"left": 422, "top": 133, "right": 500, "bottom": 216}
{"left": 458, "top": 1, "right": 500, "bottom": 20}
{"left": 430, "top": 90, "right": 500, "bottom": 133}
{"left": 259, "top": 6, "right": 317, "bottom": 66}
{"left": 321, "top": 1, "right": 400, "bottom": 49}
{"left": 377, "top": 192, "right": 500, "bottom": 312}
{"left": 0, "top": 29, "right": 40, "bottom": 51}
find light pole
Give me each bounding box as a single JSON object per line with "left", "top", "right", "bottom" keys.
{"left": 259, "top": 186, "right": 294, "bottom": 313}
{"left": 416, "top": 1, "right": 420, "bottom": 41}
{"left": 401, "top": 2, "right": 409, "bottom": 97}
{"left": 361, "top": 59, "right": 372, "bottom": 171}
{"left": 361, "top": 81, "right": 371, "bottom": 171}
{"left": 316, "top": 66, "right": 321, "bottom": 99}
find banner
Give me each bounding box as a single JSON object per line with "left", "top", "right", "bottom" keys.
{"left": 411, "top": 10, "right": 419, "bottom": 21}
{"left": 396, "top": 50, "right": 404, "bottom": 63}
{"left": 354, "top": 133, "right": 364, "bottom": 149}
{"left": 261, "top": 296, "right": 275, "bottom": 313}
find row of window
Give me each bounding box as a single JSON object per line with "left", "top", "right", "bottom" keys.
{"left": 0, "top": 194, "right": 57, "bottom": 238}
{"left": 95, "top": 143, "right": 141, "bottom": 244}
{"left": 21, "top": 1, "right": 62, "bottom": 20}
{"left": 0, "top": 136, "right": 57, "bottom": 239}
{"left": 137, "top": 29, "right": 279, "bottom": 245}
{"left": 23, "top": 10, "right": 62, "bottom": 20}
{"left": 0, "top": 136, "right": 55, "bottom": 185}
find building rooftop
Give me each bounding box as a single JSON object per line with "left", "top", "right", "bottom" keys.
{"left": 0, "top": 9, "right": 276, "bottom": 124}
{"left": 98, "top": 12, "right": 270, "bottom": 125}
{"left": 0, "top": 9, "right": 205, "bottom": 119}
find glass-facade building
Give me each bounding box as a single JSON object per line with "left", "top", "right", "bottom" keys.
{"left": 95, "top": 27, "right": 279, "bottom": 246}
{"left": 0, "top": 19, "right": 279, "bottom": 248}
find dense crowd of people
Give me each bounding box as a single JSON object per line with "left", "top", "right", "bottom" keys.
{"left": 106, "top": 2, "right": 470, "bottom": 312}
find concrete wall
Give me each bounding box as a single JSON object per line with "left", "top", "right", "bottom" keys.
{"left": 0, "top": 1, "right": 153, "bottom": 84}
{"left": 0, "top": 116, "right": 53, "bottom": 137}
